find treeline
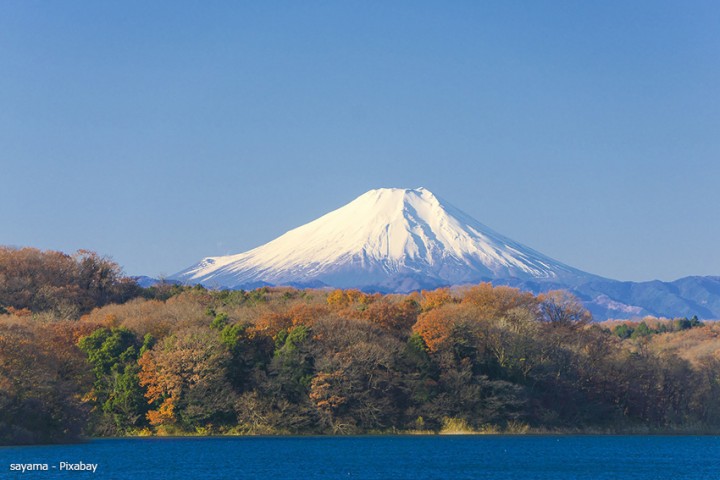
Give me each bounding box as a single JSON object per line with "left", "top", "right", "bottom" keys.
{"left": 2, "top": 248, "right": 720, "bottom": 444}
{"left": 0, "top": 247, "right": 140, "bottom": 318}
{"left": 607, "top": 317, "right": 703, "bottom": 339}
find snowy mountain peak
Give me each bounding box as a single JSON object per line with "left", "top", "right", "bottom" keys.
{"left": 173, "top": 188, "right": 594, "bottom": 291}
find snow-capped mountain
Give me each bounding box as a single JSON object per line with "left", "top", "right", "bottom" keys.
{"left": 170, "top": 187, "right": 720, "bottom": 320}
{"left": 173, "top": 188, "right": 597, "bottom": 291}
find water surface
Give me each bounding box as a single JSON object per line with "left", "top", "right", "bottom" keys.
{"left": 2, "top": 435, "right": 719, "bottom": 479}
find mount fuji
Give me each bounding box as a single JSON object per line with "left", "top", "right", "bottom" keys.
{"left": 172, "top": 188, "right": 720, "bottom": 320}
{"left": 173, "top": 188, "right": 598, "bottom": 291}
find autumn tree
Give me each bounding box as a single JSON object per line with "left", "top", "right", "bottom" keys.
{"left": 412, "top": 303, "right": 480, "bottom": 353}
{"left": 538, "top": 290, "right": 591, "bottom": 326}
{"left": 138, "top": 327, "right": 236, "bottom": 430}
{"left": 420, "top": 287, "right": 456, "bottom": 312}
{"left": 461, "top": 283, "right": 537, "bottom": 320}
{"left": 0, "top": 247, "right": 140, "bottom": 317}
{"left": 0, "top": 323, "right": 89, "bottom": 444}
{"left": 360, "top": 298, "right": 420, "bottom": 334}
{"left": 310, "top": 317, "right": 407, "bottom": 433}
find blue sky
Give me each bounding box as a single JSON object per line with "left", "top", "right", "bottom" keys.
{"left": 1, "top": 1, "right": 718, "bottom": 281}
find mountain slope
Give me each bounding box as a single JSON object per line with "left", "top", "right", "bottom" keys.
{"left": 569, "top": 276, "right": 720, "bottom": 320}
{"left": 173, "top": 188, "right": 597, "bottom": 291}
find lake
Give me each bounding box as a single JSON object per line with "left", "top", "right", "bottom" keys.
{"left": 1, "top": 435, "right": 719, "bottom": 479}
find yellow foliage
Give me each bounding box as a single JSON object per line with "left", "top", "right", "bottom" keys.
{"left": 440, "top": 417, "right": 476, "bottom": 434}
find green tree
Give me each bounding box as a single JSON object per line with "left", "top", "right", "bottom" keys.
{"left": 271, "top": 325, "right": 314, "bottom": 400}
{"left": 78, "top": 327, "right": 152, "bottom": 434}
{"left": 613, "top": 324, "right": 633, "bottom": 339}
{"left": 631, "top": 322, "right": 652, "bottom": 339}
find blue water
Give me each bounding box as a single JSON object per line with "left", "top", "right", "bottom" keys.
{"left": 1, "top": 436, "right": 719, "bottom": 479}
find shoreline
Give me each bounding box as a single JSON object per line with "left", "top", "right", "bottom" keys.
{"left": 6, "top": 428, "right": 720, "bottom": 448}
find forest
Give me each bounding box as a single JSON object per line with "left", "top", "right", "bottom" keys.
{"left": 1, "top": 246, "right": 720, "bottom": 445}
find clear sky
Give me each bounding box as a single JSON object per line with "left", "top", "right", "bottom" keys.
{"left": 1, "top": 1, "right": 719, "bottom": 281}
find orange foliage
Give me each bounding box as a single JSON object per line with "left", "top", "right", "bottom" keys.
{"left": 102, "top": 313, "right": 120, "bottom": 327}
{"left": 420, "top": 288, "right": 456, "bottom": 311}
{"left": 250, "top": 303, "right": 332, "bottom": 338}
{"left": 326, "top": 289, "right": 375, "bottom": 308}
{"left": 413, "top": 308, "right": 454, "bottom": 352}
{"left": 146, "top": 397, "right": 175, "bottom": 426}
{"left": 138, "top": 351, "right": 169, "bottom": 404}
{"left": 138, "top": 347, "right": 183, "bottom": 426}
{"left": 5, "top": 306, "right": 32, "bottom": 317}
{"left": 252, "top": 311, "right": 293, "bottom": 339}
{"left": 326, "top": 289, "right": 346, "bottom": 306}
{"left": 287, "top": 303, "right": 330, "bottom": 327}
{"left": 412, "top": 303, "right": 483, "bottom": 352}
{"left": 309, "top": 371, "right": 348, "bottom": 413}
{"left": 361, "top": 299, "right": 419, "bottom": 332}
